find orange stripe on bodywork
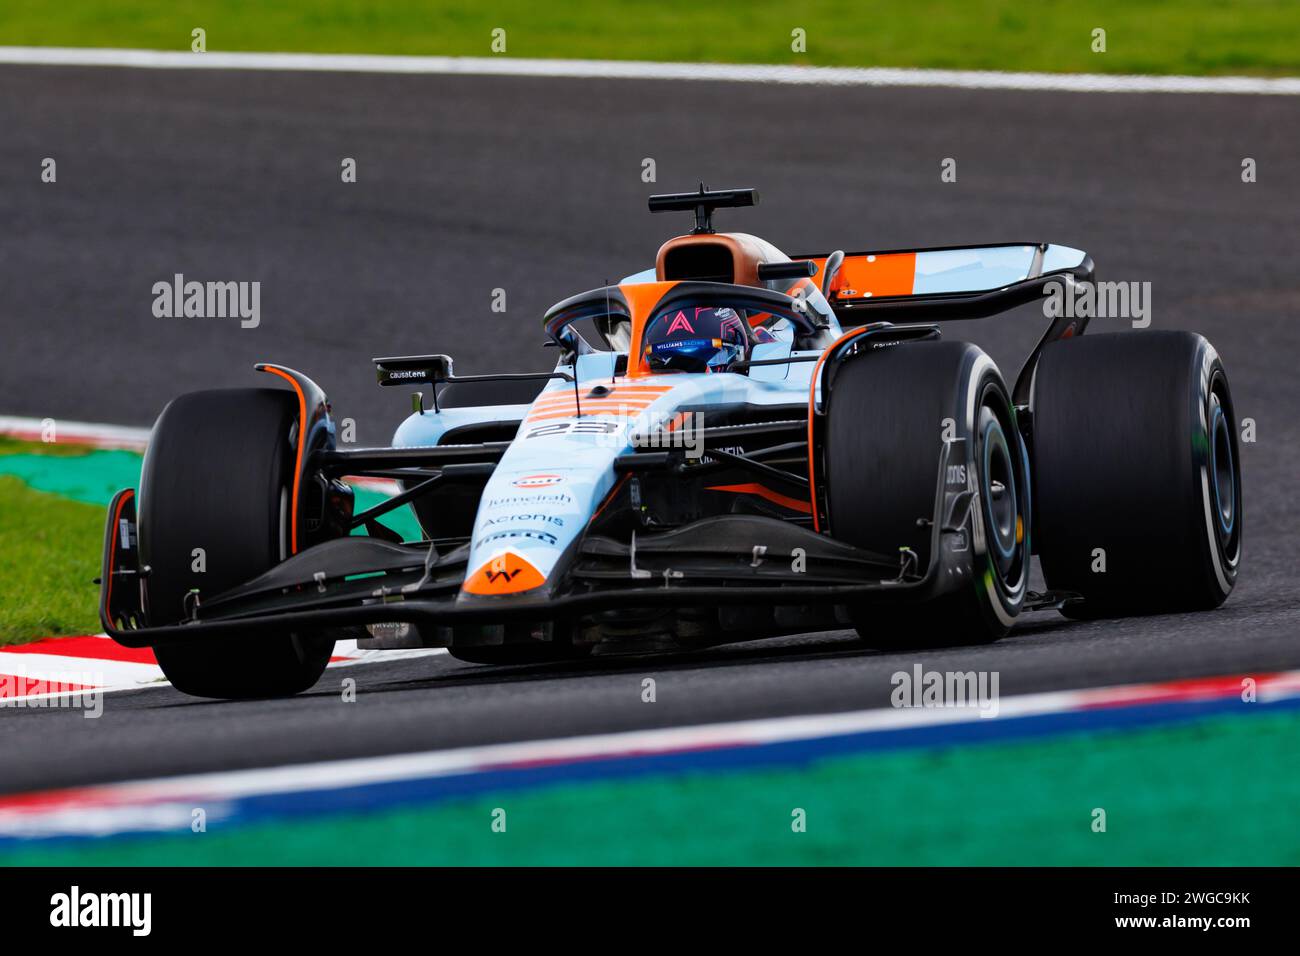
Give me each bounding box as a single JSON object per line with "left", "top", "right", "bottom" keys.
{"left": 530, "top": 392, "right": 669, "bottom": 411}
{"left": 581, "top": 383, "right": 674, "bottom": 393}
{"left": 526, "top": 397, "right": 658, "bottom": 411}
{"left": 531, "top": 399, "right": 659, "bottom": 410}
{"left": 530, "top": 397, "right": 662, "bottom": 409}
{"left": 523, "top": 408, "right": 652, "bottom": 423}
{"left": 259, "top": 366, "right": 307, "bottom": 553}
{"left": 529, "top": 385, "right": 672, "bottom": 408}
{"left": 523, "top": 395, "right": 666, "bottom": 421}
{"left": 530, "top": 399, "right": 659, "bottom": 410}
{"left": 707, "top": 483, "right": 813, "bottom": 515}
{"left": 536, "top": 383, "right": 673, "bottom": 398}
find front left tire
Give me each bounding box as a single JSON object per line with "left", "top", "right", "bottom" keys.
{"left": 139, "top": 388, "right": 335, "bottom": 699}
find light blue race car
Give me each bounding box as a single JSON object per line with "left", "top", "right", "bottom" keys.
{"left": 99, "top": 186, "right": 1242, "bottom": 699}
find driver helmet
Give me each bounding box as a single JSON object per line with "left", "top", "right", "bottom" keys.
{"left": 643, "top": 305, "right": 750, "bottom": 373}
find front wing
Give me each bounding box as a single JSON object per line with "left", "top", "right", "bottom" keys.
{"left": 98, "top": 436, "right": 975, "bottom": 648}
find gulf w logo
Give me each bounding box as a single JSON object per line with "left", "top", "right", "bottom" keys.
{"left": 462, "top": 549, "right": 546, "bottom": 595}
{"left": 486, "top": 563, "right": 520, "bottom": 584}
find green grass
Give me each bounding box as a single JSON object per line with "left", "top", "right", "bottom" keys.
{"left": 0, "top": 435, "right": 98, "bottom": 457}
{"left": 0, "top": 440, "right": 139, "bottom": 644}
{"left": 5, "top": 706, "right": 1297, "bottom": 865}
{"left": 1, "top": 1, "right": 1298, "bottom": 76}
{"left": 0, "top": 476, "right": 104, "bottom": 645}
{"left": 0, "top": 438, "right": 421, "bottom": 645}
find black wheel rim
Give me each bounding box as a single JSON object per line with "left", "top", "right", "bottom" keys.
{"left": 981, "top": 415, "right": 1019, "bottom": 576}
{"left": 1210, "top": 402, "right": 1236, "bottom": 539}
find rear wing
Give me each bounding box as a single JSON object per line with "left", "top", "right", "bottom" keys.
{"left": 796, "top": 243, "right": 1094, "bottom": 323}
{"left": 793, "top": 242, "right": 1095, "bottom": 408}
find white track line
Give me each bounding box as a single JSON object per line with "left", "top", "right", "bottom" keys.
{"left": 3, "top": 671, "right": 1298, "bottom": 825}
{"left": 0, "top": 47, "right": 1297, "bottom": 95}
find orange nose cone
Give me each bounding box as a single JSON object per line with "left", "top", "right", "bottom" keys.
{"left": 462, "top": 549, "right": 547, "bottom": 595}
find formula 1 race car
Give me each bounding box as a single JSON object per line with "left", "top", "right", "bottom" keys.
{"left": 99, "top": 186, "right": 1243, "bottom": 699}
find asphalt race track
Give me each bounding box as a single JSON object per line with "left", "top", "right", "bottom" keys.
{"left": 1, "top": 65, "right": 1298, "bottom": 792}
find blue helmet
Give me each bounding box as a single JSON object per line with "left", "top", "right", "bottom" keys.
{"left": 643, "top": 305, "right": 751, "bottom": 374}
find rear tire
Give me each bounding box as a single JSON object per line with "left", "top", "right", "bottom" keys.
{"left": 1032, "top": 331, "right": 1241, "bottom": 617}
{"left": 139, "top": 388, "right": 335, "bottom": 699}
{"left": 824, "top": 341, "right": 1030, "bottom": 648}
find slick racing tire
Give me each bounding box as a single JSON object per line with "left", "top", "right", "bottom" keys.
{"left": 1032, "top": 331, "right": 1241, "bottom": 618}
{"left": 139, "top": 389, "right": 335, "bottom": 699}
{"left": 824, "top": 341, "right": 1031, "bottom": 648}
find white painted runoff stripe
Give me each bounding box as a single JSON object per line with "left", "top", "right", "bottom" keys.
{"left": 0, "top": 654, "right": 164, "bottom": 689}
{"left": 4, "top": 670, "right": 1296, "bottom": 824}
{"left": 0, "top": 634, "right": 445, "bottom": 704}
{"left": 0, "top": 47, "right": 1297, "bottom": 95}
{"left": 0, "top": 415, "right": 150, "bottom": 452}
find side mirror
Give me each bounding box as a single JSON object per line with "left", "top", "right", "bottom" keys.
{"left": 372, "top": 354, "right": 455, "bottom": 387}
{"left": 757, "top": 260, "right": 818, "bottom": 281}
